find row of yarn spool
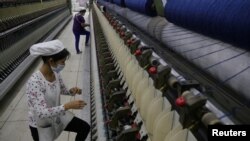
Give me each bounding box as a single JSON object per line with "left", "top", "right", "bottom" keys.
{"left": 104, "top": 0, "right": 157, "bottom": 16}
{"left": 124, "top": 0, "right": 157, "bottom": 16}
{"left": 97, "top": 0, "right": 250, "bottom": 121}
{"left": 165, "top": 0, "right": 250, "bottom": 48}
{"left": 113, "top": 0, "right": 125, "bottom": 7}
{"left": 100, "top": 0, "right": 250, "bottom": 49}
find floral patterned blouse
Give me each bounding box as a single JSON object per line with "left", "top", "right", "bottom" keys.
{"left": 26, "top": 71, "right": 71, "bottom": 127}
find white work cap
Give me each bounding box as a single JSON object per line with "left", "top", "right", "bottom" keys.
{"left": 30, "top": 40, "right": 65, "bottom": 57}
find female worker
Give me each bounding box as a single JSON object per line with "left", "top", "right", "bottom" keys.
{"left": 72, "top": 9, "right": 90, "bottom": 54}
{"left": 26, "top": 40, "right": 90, "bottom": 141}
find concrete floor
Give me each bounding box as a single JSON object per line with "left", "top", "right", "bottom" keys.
{"left": 0, "top": 12, "right": 91, "bottom": 141}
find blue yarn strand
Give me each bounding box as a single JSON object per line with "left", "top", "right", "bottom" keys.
{"left": 165, "top": 0, "right": 250, "bottom": 48}
{"left": 113, "top": 0, "right": 125, "bottom": 7}
{"left": 124, "top": 0, "right": 157, "bottom": 16}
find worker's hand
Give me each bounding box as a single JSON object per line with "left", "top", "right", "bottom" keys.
{"left": 81, "top": 23, "right": 90, "bottom": 27}
{"left": 69, "top": 87, "right": 82, "bottom": 95}
{"left": 64, "top": 100, "right": 87, "bottom": 110}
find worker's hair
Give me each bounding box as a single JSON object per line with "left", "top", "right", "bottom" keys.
{"left": 79, "top": 9, "right": 86, "bottom": 13}
{"left": 41, "top": 48, "right": 70, "bottom": 63}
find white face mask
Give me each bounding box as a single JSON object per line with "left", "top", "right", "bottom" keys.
{"left": 51, "top": 64, "right": 65, "bottom": 73}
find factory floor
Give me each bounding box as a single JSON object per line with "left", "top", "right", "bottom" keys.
{"left": 0, "top": 12, "right": 91, "bottom": 141}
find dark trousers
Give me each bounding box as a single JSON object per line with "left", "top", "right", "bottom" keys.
{"left": 29, "top": 117, "right": 90, "bottom": 141}
{"left": 73, "top": 30, "right": 90, "bottom": 53}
